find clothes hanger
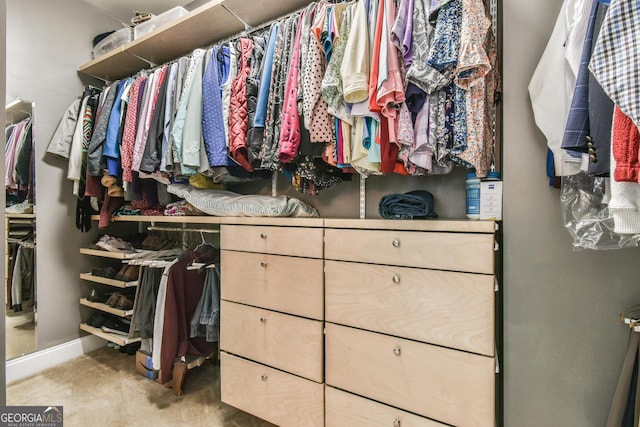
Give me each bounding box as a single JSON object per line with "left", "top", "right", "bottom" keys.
{"left": 193, "top": 231, "right": 216, "bottom": 253}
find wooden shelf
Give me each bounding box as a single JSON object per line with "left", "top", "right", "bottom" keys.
{"left": 80, "top": 323, "right": 140, "bottom": 346}
{"left": 79, "top": 247, "right": 139, "bottom": 259}
{"left": 78, "top": 0, "right": 314, "bottom": 81}
{"left": 5, "top": 99, "right": 32, "bottom": 124}
{"left": 6, "top": 213, "right": 36, "bottom": 219}
{"left": 80, "top": 298, "right": 133, "bottom": 317}
{"left": 80, "top": 272, "right": 138, "bottom": 288}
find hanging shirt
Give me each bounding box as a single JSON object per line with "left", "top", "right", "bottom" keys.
{"left": 87, "top": 81, "right": 119, "bottom": 176}
{"left": 171, "top": 48, "right": 206, "bottom": 174}
{"left": 341, "top": 0, "right": 370, "bottom": 103}
{"left": 121, "top": 76, "right": 146, "bottom": 182}
{"left": 67, "top": 95, "right": 90, "bottom": 194}
{"left": 103, "top": 79, "right": 129, "bottom": 177}
{"left": 181, "top": 54, "right": 206, "bottom": 173}
{"left": 589, "top": 0, "right": 640, "bottom": 129}
{"left": 228, "top": 38, "right": 255, "bottom": 171}
{"left": 160, "top": 62, "right": 178, "bottom": 172}
{"left": 279, "top": 13, "right": 306, "bottom": 163}
{"left": 302, "top": 2, "right": 335, "bottom": 144}
{"left": 528, "top": 0, "right": 590, "bottom": 177}
{"left": 202, "top": 46, "right": 230, "bottom": 167}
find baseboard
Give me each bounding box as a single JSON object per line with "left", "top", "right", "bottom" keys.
{"left": 6, "top": 335, "right": 105, "bottom": 384}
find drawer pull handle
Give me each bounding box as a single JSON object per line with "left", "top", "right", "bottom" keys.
{"left": 260, "top": 261, "right": 268, "bottom": 268}
{"left": 260, "top": 233, "right": 267, "bottom": 239}
{"left": 392, "top": 239, "right": 400, "bottom": 247}
{"left": 392, "top": 275, "right": 400, "bottom": 284}
{"left": 393, "top": 347, "right": 401, "bottom": 356}
{"left": 393, "top": 419, "right": 401, "bottom": 427}
{"left": 260, "top": 317, "right": 267, "bottom": 323}
{"left": 261, "top": 374, "right": 268, "bottom": 382}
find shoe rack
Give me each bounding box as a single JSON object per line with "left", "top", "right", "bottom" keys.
{"left": 79, "top": 248, "right": 141, "bottom": 346}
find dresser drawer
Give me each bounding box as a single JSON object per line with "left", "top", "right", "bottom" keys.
{"left": 221, "top": 352, "right": 324, "bottom": 427}
{"left": 325, "top": 386, "right": 447, "bottom": 427}
{"left": 325, "top": 323, "right": 495, "bottom": 427}
{"left": 220, "top": 300, "right": 324, "bottom": 382}
{"left": 324, "top": 228, "right": 494, "bottom": 274}
{"left": 325, "top": 260, "right": 495, "bottom": 356}
{"left": 221, "top": 224, "right": 323, "bottom": 258}
{"left": 221, "top": 250, "right": 324, "bottom": 319}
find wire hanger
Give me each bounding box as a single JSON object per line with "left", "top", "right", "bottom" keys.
{"left": 193, "top": 231, "right": 216, "bottom": 252}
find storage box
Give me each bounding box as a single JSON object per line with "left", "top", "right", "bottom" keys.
{"left": 134, "top": 6, "right": 188, "bottom": 39}
{"left": 479, "top": 180, "right": 503, "bottom": 220}
{"left": 92, "top": 27, "right": 132, "bottom": 58}
{"left": 135, "top": 350, "right": 158, "bottom": 380}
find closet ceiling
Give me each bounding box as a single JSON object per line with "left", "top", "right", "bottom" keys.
{"left": 80, "top": 0, "right": 192, "bottom": 24}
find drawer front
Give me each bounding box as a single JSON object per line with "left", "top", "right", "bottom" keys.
{"left": 221, "top": 250, "right": 324, "bottom": 319}
{"left": 324, "top": 228, "right": 494, "bottom": 274}
{"left": 220, "top": 301, "right": 324, "bottom": 382}
{"left": 221, "top": 224, "right": 323, "bottom": 258}
{"left": 221, "top": 352, "right": 324, "bottom": 427}
{"left": 325, "top": 323, "right": 495, "bottom": 427}
{"left": 325, "top": 386, "right": 447, "bottom": 427}
{"left": 325, "top": 260, "right": 495, "bottom": 356}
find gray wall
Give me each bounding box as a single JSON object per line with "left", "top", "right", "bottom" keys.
{"left": 5, "top": 0, "right": 121, "bottom": 350}
{"left": 503, "top": 1, "right": 640, "bottom": 425}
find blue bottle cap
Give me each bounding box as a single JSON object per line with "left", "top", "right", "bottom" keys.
{"left": 485, "top": 171, "right": 501, "bottom": 180}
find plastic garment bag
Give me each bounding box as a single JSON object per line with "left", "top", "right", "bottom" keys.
{"left": 561, "top": 172, "right": 640, "bottom": 250}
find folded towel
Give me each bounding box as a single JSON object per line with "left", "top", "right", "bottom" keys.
{"left": 378, "top": 190, "right": 438, "bottom": 220}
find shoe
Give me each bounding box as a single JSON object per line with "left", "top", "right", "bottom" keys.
{"left": 122, "top": 265, "right": 140, "bottom": 282}
{"left": 102, "top": 315, "right": 130, "bottom": 334}
{"left": 91, "top": 266, "right": 118, "bottom": 279}
{"left": 126, "top": 341, "right": 141, "bottom": 355}
{"left": 115, "top": 294, "right": 134, "bottom": 311}
{"left": 114, "top": 264, "right": 130, "bottom": 281}
{"left": 105, "top": 293, "right": 122, "bottom": 308}
{"left": 87, "top": 288, "right": 108, "bottom": 303}
{"left": 87, "top": 312, "right": 107, "bottom": 328}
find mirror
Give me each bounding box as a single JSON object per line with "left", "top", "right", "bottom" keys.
{"left": 4, "top": 97, "right": 36, "bottom": 360}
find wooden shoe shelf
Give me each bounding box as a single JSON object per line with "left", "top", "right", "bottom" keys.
{"left": 79, "top": 247, "right": 141, "bottom": 346}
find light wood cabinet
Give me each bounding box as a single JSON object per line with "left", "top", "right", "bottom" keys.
{"left": 326, "top": 323, "right": 495, "bottom": 427}
{"left": 221, "top": 352, "right": 324, "bottom": 427}
{"left": 219, "top": 220, "right": 325, "bottom": 427}
{"left": 220, "top": 300, "right": 324, "bottom": 382}
{"left": 220, "top": 250, "right": 324, "bottom": 319}
{"left": 323, "top": 219, "right": 499, "bottom": 427}
{"left": 325, "top": 259, "right": 495, "bottom": 355}
{"left": 325, "top": 386, "right": 447, "bottom": 427}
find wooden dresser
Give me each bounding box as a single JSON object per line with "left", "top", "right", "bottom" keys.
{"left": 218, "top": 217, "right": 500, "bottom": 427}
{"left": 219, "top": 218, "right": 326, "bottom": 427}
{"left": 324, "top": 219, "right": 499, "bottom": 427}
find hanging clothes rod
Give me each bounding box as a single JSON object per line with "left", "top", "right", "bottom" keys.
{"left": 7, "top": 238, "right": 36, "bottom": 248}
{"left": 146, "top": 225, "right": 220, "bottom": 234}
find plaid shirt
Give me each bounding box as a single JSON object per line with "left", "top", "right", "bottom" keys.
{"left": 589, "top": 0, "right": 640, "bottom": 128}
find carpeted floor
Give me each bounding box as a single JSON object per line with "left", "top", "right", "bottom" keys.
{"left": 6, "top": 345, "right": 276, "bottom": 427}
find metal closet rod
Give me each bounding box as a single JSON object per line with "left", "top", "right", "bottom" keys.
{"left": 146, "top": 225, "right": 220, "bottom": 234}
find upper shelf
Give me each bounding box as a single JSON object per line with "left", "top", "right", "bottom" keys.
{"left": 5, "top": 99, "right": 32, "bottom": 124}
{"left": 78, "top": 0, "right": 314, "bottom": 81}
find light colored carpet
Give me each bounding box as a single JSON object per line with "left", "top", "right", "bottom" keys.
{"left": 6, "top": 346, "right": 276, "bottom": 427}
